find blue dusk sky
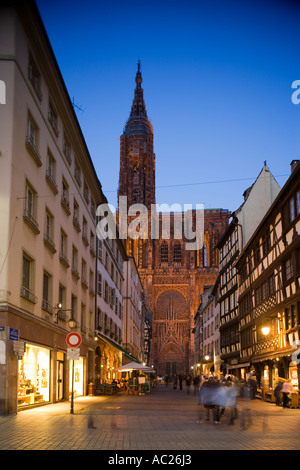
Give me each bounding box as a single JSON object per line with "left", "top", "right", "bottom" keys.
{"left": 36, "top": 0, "right": 300, "bottom": 213}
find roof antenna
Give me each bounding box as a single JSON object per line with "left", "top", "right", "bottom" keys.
{"left": 72, "top": 97, "right": 84, "bottom": 113}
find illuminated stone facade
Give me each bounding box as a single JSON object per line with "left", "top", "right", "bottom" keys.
{"left": 118, "top": 63, "right": 230, "bottom": 376}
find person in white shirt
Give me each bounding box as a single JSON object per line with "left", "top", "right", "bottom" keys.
{"left": 281, "top": 379, "right": 294, "bottom": 408}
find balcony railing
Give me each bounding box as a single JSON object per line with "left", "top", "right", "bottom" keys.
{"left": 63, "top": 144, "right": 72, "bottom": 165}
{"left": 25, "top": 136, "right": 42, "bottom": 167}
{"left": 59, "top": 252, "right": 70, "bottom": 268}
{"left": 71, "top": 265, "right": 80, "bottom": 280}
{"left": 48, "top": 111, "right": 59, "bottom": 137}
{"left": 23, "top": 208, "right": 40, "bottom": 234}
{"left": 73, "top": 216, "right": 81, "bottom": 232}
{"left": 45, "top": 169, "right": 58, "bottom": 194}
{"left": 43, "top": 233, "right": 56, "bottom": 254}
{"left": 42, "top": 299, "right": 53, "bottom": 314}
{"left": 61, "top": 195, "right": 71, "bottom": 215}
{"left": 20, "top": 286, "right": 37, "bottom": 304}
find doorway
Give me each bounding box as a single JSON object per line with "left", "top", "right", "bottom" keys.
{"left": 56, "top": 359, "right": 64, "bottom": 401}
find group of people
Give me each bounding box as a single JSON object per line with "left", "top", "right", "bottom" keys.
{"left": 197, "top": 375, "right": 240, "bottom": 425}
{"left": 164, "top": 374, "right": 202, "bottom": 394}
{"left": 274, "top": 378, "right": 294, "bottom": 407}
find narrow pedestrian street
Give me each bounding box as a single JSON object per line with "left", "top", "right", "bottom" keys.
{"left": 0, "top": 384, "right": 299, "bottom": 452}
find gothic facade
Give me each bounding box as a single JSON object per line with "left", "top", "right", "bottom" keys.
{"left": 118, "top": 63, "right": 230, "bottom": 376}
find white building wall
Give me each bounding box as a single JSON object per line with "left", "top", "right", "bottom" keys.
{"left": 237, "top": 163, "right": 281, "bottom": 247}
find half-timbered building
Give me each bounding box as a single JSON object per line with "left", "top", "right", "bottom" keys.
{"left": 236, "top": 160, "right": 300, "bottom": 390}
{"left": 217, "top": 163, "right": 280, "bottom": 376}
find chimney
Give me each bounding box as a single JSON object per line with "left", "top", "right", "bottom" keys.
{"left": 290, "top": 160, "right": 299, "bottom": 173}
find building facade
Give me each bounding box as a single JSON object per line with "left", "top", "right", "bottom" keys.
{"left": 194, "top": 285, "right": 220, "bottom": 376}
{"left": 0, "top": 1, "right": 105, "bottom": 414}
{"left": 236, "top": 160, "right": 300, "bottom": 389}
{"left": 217, "top": 163, "right": 281, "bottom": 376}
{"left": 94, "top": 237, "right": 127, "bottom": 385}
{"left": 122, "top": 256, "right": 144, "bottom": 362}
{"left": 117, "top": 63, "right": 231, "bottom": 377}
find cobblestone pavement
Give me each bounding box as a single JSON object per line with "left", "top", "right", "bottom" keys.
{"left": 0, "top": 384, "right": 299, "bottom": 452}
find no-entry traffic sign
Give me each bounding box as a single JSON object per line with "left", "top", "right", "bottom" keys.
{"left": 66, "top": 332, "right": 82, "bottom": 348}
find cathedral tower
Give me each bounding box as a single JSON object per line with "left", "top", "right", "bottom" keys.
{"left": 118, "top": 61, "right": 156, "bottom": 211}
{"left": 118, "top": 63, "right": 231, "bottom": 376}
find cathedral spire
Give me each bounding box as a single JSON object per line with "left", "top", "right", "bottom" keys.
{"left": 136, "top": 59, "right": 142, "bottom": 85}
{"left": 118, "top": 62, "right": 156, "bottom": 212}
{"left": 124, "top": 61, "right": 153, "bottom": 136}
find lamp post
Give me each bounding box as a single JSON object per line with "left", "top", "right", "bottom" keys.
{"left": 70, "top": 357, "right": 75, "bottom": 415}
{"left": 67, "top": 317, "right": 77, "bottom": 415}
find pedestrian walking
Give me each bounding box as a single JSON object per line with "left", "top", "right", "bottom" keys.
{"left": 282, "top": 379, "right": 293, "bottom": 408}
{"left": 225, "top": 376, "right": 239, "bottom": 425}
{"left": 186, "top": 375, "right": 191, "bottom": 394}
{"left": 247, "top": 375, "right": 257, "bottom": 399}
{"left": 239, "top": 379, "right": 253, "bottom": 431}
{"left": 193, "top": 374, "right": 200, "bottom": 395}
{"left": 178, "top": 375, "right": 183, "bottom": 390}
{"left": 196, "top": 376, "right": 207, "bottom": 423}
{"left": 197, "top": 376, "right": 226, "bottom": 424}
{"left": 173, "top": 375, "right": 178, "bottom": 389}
{"left": 274, "top": 380, "right": 283, "bottom": 406}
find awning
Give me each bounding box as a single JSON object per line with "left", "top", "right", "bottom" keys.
{"left": 251, "top": 348, "right": 294, "bottom": 363}
{"left": 228, "top": 363, "right": 250, "bottom": 370}
{"left": 95, "top": 332, "right": 140, "bottom": 363}
{"left": 117, "top": 361, "right": 156, "bottom": 373}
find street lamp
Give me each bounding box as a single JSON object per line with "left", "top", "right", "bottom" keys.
{"left": 54, "top": 303, "right": 76, "bottom": 329}
{"left": 68, "top": 312, "right": 77, "bottom": 330}
{"left": 262, "top": 326, "right": 270, "bottom": 336}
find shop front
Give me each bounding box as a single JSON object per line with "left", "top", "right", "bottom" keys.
{"left": 18, "top": 343, "right": 88, "bottom": 408}
{"left": 0, "top": 310, "right": 95, "bottom": 415}
{"left": 250, "top": 355, "right": 300, "bottom": 405}
{"left": 18, "top": 343, "right": 50, "bottom": 408}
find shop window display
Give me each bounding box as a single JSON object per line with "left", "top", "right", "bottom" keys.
{"left": 18, "top": 344, "right": 50, "bottom": 407}
{"left": 69, "top": 357, "right": 84, "bottom": 396}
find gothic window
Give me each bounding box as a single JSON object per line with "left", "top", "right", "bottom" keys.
{"left": 173, "top": 243, "right": 182, "bottom": 263}
{"left": 160, "top": 242, "right": 168, "bottom": 263}
{"left": 203, "top": 243, "right": 208, "bottom": 267}
{"left": 203, "top": 232, "right": 210, "bottom": 267}
{"left": 142, "top": 240, "right": 148, "bottom": 268}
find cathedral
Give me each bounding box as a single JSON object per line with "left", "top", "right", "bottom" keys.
{"left": 117, "top": 62, "right": 230, "bottom": 376}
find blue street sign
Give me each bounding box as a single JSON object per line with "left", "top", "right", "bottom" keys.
{"left": 9, "top": 328, "right": 19, "bottom": 340}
